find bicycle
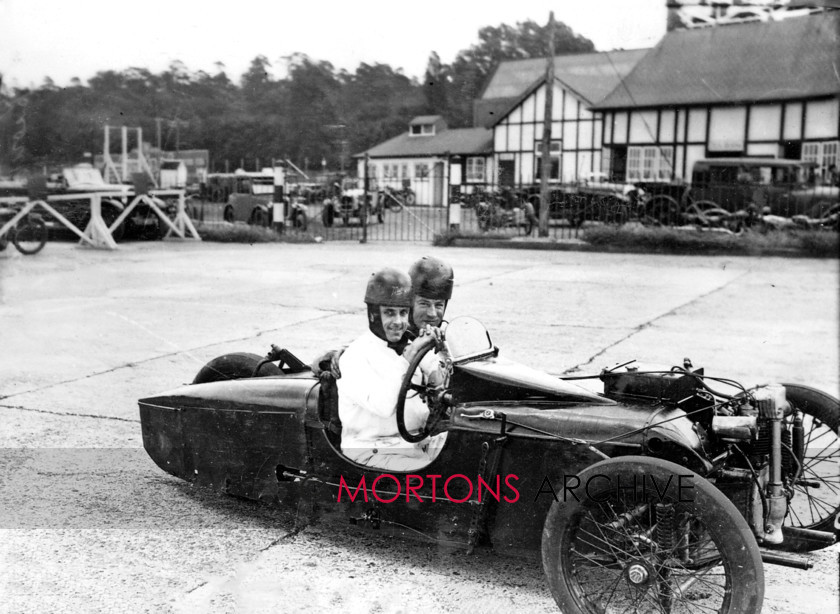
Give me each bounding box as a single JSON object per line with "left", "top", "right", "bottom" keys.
{"left": 0, "top": 205, "right": 48, "bottom": 255}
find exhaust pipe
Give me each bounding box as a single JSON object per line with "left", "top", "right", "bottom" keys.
{"left": 759, "top": 549, "right": 813, "bottom": 570}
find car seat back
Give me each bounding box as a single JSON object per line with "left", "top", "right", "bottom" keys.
{"left": 317, "top": 372, "right": 342, "bottom": 446}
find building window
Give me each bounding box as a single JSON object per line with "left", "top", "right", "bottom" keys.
{"left": 534, "top": 140, "right": 561, "bottom": 181}
{"left": 465, "top": 157, "right": 485, "bottom": 183}
{"left": 410, "top": 124, "right": 435, "bottom": 136}
{"left": 626, "top": 146, "right": 674, "bottom": 181}
{"left": 415, "top": 163, "right": 430, "bottom": 180}
{"left": 802, "top": 141, "right": 839, "bottom": 183}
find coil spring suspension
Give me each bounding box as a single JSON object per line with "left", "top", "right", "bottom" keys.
{"left": 655, "top": 503, "right": 676, "bottom": 554}
{"left": 755, "top": 423, "right": 794, "bottom": 472}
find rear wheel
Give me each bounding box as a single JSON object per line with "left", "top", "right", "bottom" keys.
{"left": 542, "top": 456, "right": 763, "bottom": 614}
{"left": 250, "top": 208, "right": 267, "bottom": 227}
{"left": 644, "top": 195, "right": 681, "bottom": 226}
{"left": 192, "top": 352, "right": 282, "bottom": 384}
{"left": 294, "top": 210, "right": 308, "bottom": 231}
{"left": 223, "top": 206, "right": 235, "bottom": 223}
{"left": 12, "top": 216, "right": 48, "bottom": 255}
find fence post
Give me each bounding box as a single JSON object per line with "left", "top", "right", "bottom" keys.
{"left": 361, "top": 154, "right": 369, "bottom": 244}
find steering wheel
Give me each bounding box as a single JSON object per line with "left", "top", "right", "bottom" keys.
{"left": 396, "top": 340, "right": 452, "bottom": 443}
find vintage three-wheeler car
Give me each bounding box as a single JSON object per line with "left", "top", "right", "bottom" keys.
{"left": 139, "top": 317, "right": 839, "bottom": 614}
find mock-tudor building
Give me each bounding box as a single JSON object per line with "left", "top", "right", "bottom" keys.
{"left": 477, "top": 49, "right": 649, "bottom": 186}
{"left": 593, "top": 11, "right": 840, "bottom": 183}
{"left": 358, "top": 9, "right": 838, "bottom": 206}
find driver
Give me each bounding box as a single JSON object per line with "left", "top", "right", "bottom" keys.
{"left": 337, "top": 268, "right": 447, "bottom": 471}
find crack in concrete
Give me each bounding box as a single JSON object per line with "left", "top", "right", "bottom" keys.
{"left": 0, "top": 311, "right": 345, "bottom": 402}
{"left": 565, "top": 270, "right": 750, "bottom": 373}
{"left": 0, "top": 403, "right": 140, "bottom": 423}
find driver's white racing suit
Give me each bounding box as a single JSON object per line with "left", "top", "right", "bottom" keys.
{"left": 337, "top": 330, "right": 446, "bottom": 471}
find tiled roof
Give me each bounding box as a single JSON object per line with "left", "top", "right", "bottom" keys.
{"left": 480, "top": 49, "right": 650, "bottom": 105}
{"left": 473, "top": 97, "right": 523, "bottom": 128}
{"left": 409, "top": 115, "right": 444, "bottom": 125}
{"left": 595, "top": 12, "right": 840, "bottom": 109}
{"left": 358, "top": 127, "right": 493, "bottom": 158}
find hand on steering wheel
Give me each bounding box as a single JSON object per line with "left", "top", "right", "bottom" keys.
{"left": 396, "top": 338, "right": 452, "bottom": 443}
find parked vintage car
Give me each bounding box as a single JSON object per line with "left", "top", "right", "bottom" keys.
{"left": 640, "top": 158, "right": 839, "bottom": 226}
{"left": 221, "top": 169, "right": 308, "bottom": 230}
{"left": 523, "top": 174, "right": 644, "bottom": 226}
{"left": 321, "top": 177, "right": 384, "bottom": 227}
{"left": 139, "top": 316, "right": 838, "bottom": 614}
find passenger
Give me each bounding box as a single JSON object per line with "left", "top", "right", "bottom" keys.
{"left": 337, "top": 268, "right": 447, "bottom": 471}
{"left": 407, "top": 255, "right": 454, "bottom": 335}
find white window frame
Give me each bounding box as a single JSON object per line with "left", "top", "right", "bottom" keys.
{"left": 802, "top": 140, "right": 839, "bottom": 182}
{"left": 626, "top": 146, "right": 674, "bottom": 181}
{"left": 414, "top": 163, "right": 430, "bottom": 180}
{"left": 465, "top": 157, "right": 485, "bottom": 183}
{"left": 410, "top": 124, "right": 435, "bottom": 137}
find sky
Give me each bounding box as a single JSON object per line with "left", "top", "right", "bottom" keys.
{"left": 0, "top": 0, "right": 668, "bottom": 89}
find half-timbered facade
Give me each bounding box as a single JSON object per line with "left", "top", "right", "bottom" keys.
{"left": 593, "top": 12, "right": 840, "bottom": 183}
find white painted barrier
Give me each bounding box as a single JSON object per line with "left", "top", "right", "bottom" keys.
{"left": 0, "top": 189, "right": 200, "bottom": 250}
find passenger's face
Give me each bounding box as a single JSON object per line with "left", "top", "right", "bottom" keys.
{"left": 379, "top": 306, "right": 409, "bottom": 342}
{"left": 412, "top": 295, "right": 446, "bottom": 328}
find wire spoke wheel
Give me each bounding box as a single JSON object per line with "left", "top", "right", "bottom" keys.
{"left": 780, "top": 384, "right": 840, "bottom": 550}
{"left": 12, "top": 216, "right": 48, "bottom": 255}
{"left": 542, "top": 457, "right": 763, "bottom": 614}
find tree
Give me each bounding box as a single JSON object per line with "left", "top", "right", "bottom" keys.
{"left": 423, "top": 52, "right": 447, "bottom": 115}
{"left": 445, "top": 19, "right": 595, "bottom": 126}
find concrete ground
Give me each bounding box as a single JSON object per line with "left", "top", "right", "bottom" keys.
{"left": 0, "top": 240, "right": 837, "bottom": 613}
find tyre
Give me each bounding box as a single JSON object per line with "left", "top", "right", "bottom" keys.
{"left": 686, "top": 200, "right": 730, "bottom": 228}
{"left": 192, "top": 352, "right": 282, "bottom": 384}
{"left": 542, "top": 456, "right": 763, "bottom": 614}
{"left": 779, "top": 384, "right": 840, "bottom": 551}
{"left": 223, "top": 206, "right": 235, "bottom": 223}
{"left": 250, "top": 208, "right": 267, "bottom": 227}
{"left": 644, "top": 195, "right": 681, "bottom": 226}
{"left": 12, "top": 216, "right": 48, "bottom": 255}
{"left": 294, "top": 210, "right": 308, "bottom": 231}
{"left": 404, "top": 191, "right": 416, "bottom": 206}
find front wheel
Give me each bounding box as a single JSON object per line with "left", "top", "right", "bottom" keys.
{"left": 542, "top": 456, "right": 764, "bottom": 614}
{"left": 779, "top": 384, "right": 840, "bottom": 551}
{"left": 13, "top": 216, "right": 48, "bottom": 255}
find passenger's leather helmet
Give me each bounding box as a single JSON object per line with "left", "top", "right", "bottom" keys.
{"left": 408, "top": 256, "right": 454, "bottom": 300}
{"left": 364, "top": 268, "right": 413, "bottom": 307}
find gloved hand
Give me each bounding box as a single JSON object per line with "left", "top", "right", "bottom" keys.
{"left": 310, "top": 348, "right": 344, "bottom": 378}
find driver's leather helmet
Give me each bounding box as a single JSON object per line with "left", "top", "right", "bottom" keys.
{"left": 364, "top": 268, "right": 413, "bottom": 345}
{"left": 408, "top": 256, "right": 453, "bottom": 333}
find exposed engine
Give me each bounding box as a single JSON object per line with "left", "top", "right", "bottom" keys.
{"left": 601, "top": 360, "right": 809, "bottom": 546}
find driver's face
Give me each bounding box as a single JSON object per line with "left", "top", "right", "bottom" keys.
{"left": 412, "top": 295, "right": 446, "bottom": 328}
{"left": 379, "top": 306, "right": 409, "bottom": 342}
